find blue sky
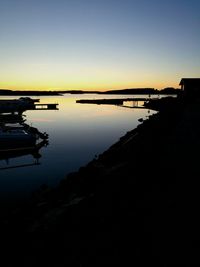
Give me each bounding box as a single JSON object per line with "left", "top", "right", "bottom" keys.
{"left": 0, "top": 0, "right": 199, "bottom": 90}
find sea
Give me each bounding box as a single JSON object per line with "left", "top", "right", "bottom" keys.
{"left": 0, "top": 94, "right": 159, "bottom": 203}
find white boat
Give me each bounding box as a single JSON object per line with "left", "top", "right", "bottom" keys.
{"left": 0, "top": 128, "right": 37, "bottom": 141}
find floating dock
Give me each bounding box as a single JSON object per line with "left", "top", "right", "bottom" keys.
{"left": 76, "top": 98, "right": 148, "bottom": 105}
{"left": 76, "top": 98, "right": 155, "bottom": 108}
{"left": 0, "top": 97, "right": 59, "bottom": 115}
{"left": 29, "top": 103, "right": 58, "bottom": 110}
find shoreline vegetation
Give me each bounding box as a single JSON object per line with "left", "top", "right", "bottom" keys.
{"left": 0, "top": 87, "right": 180, "bottom": 96}
{"left": 1, "top": 94, "right": 200, "bottom": 265}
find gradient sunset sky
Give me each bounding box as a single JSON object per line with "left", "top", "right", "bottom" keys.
{"left": 0, "top": 0, "right": 199, "bottom": 91}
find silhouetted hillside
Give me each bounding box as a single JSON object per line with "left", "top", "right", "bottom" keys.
{"left": 0, "top": 90, "right": 62, "bottom": 96}
{"left": 0, "top": 88, "right": 181, "bottom": 96}
{"left": 99, "top": 88, "right": 156, "bottom": 94}
{"left": 99, "top": 87, "right": 180, "bottom": 95}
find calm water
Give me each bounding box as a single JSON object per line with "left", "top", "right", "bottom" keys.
{"left": 0, "top": 94, "right": 156, "bottom": 202}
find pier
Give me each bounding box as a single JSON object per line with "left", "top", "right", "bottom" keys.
{"left": 0, "top": 97, "right": 59, "bottom": 115}
{"left": 76, "top": 97, "right": 155, "bottom": 108}
{"left": 28, "top": 103, "right": 58, "bottom": 110}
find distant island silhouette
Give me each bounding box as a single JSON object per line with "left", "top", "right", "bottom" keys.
{"left": 0, "top": 89, "right": 62, "bottom": 96}
{"left": 0, "top": 87, "right": 180, "bottom": 95}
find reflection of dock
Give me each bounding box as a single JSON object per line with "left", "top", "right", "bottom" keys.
{"left": 0, "top": 113, "right": 25, "bottom": 123}
{"left": 0, "top": 139, "right": 48, "bottom": 154}
{"left": 0, "top": 140, "right": 48, "bottom": 170}
{"left": 0, "top": 162, "right": 40, "bottom": 170}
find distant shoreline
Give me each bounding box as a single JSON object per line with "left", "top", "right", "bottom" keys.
{"left": 0, "top": 87, "right": 180, "bottom": 96}
{"left": 0, "top": 90, "right": 62, "bottom": 96}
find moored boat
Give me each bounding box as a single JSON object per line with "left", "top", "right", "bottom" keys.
{"left": 0, "top": 121, "right": 48, "bottom": 149}
{"left": 0, "top": 128, "right": 37, "bottom": 141}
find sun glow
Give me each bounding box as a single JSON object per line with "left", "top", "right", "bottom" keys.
{"left": 0, "top": 0, "right": 199, "bottom": 91}
{"left": 0, "top": 65, "right": 179, "bottom": 91}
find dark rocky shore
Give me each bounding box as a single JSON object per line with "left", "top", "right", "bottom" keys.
{"left": 1, "top": 96, "right": 200, "bottom": 266}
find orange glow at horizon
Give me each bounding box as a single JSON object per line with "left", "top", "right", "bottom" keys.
{"left": 0, "top": 1, "right": 199, "bottom": 93}
{"left": 0, "top": 62, "right": 181, "bottom": 91}
{"left": 0, "top": 78, "right": 179, "bottom": 91}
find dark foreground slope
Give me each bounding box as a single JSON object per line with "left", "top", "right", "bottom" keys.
{"left": 1, "top": 96, "right": 200, "bottom": 266}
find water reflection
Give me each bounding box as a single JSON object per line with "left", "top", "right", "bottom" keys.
{"left": 0, "top": 94, "right": 156, "bottom": 201}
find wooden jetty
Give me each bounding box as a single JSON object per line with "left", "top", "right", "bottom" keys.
{"left": 76, "top": 97, "right": 154, "bottom": 108}
{"left": 28, "top": 103, "right": 58, "bottom": 110}
{"left": 0, "top": 98, "right": 58, "bottom": 115}
{"left": 76, "top": 97, "right": 148, "bottom": 105}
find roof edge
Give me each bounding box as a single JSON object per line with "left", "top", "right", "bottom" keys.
{"left": 179, "top": 78, "right": 200, "bottom": 85}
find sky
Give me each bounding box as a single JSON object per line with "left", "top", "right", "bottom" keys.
{"left": 0, "top": 0, "right": 199, "bottom": 91}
